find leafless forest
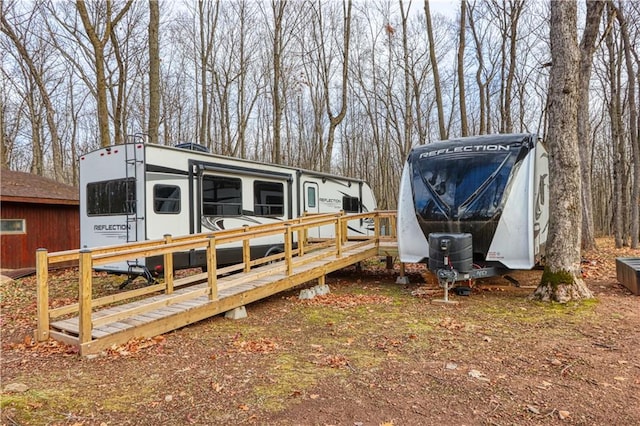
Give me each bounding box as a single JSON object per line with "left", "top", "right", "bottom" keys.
{"left": 1, "top": 0, "right": 638, "bottom": 247}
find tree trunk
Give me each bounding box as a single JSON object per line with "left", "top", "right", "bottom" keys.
{"left": 467, "top": 2, "right": 486, "bottom": 134}
{"left": 76, "top": 0, "right": 132, "bottom": 148}
{"left": 148, "top": 0, "right": 160, "bottom": 144}
{"left": 323, "top": 0, "right": 352, "bottom": 173}
{"left": 458, "top": 0, "right": 468, "bottom": 137}
{"left": 1, "top": 12, "right": 63, "bottom": 179}
{"left": 271, "top": 0, "right": 286, "bottom": 164}
{"left": 577, "top": 0, "right": 604, "bottom": 250}
{"left": 424, "top": 0, "right": 446, "bottom": 140}
{"left": 605, "top": 8, "right": 625, "bottom": 248}
{"left": 532, "top": 0, "right": 593, "bottom": 303}
{"left": 615, "top": 3, "right": 639, "bottom": 249}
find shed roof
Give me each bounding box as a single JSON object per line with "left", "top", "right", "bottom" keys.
{"left": 1, "top": 169, "right": 79, "bottom": 205}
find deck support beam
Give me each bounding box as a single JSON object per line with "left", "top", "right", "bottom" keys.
{"left": 78, "top": 249, "right": 93, "bottom": 344}
{"left": 35, "top": 248, "right": 49, "bottom": 341}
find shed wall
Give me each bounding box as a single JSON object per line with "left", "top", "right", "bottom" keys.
{"left": 1, "top": 202, "right": 79, "bottom": 269}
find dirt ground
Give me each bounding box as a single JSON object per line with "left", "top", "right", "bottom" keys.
{"left": 1, "top": 238, "right": 639, "bottom": 426}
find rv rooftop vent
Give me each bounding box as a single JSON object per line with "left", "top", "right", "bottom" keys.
{"left": 175, "top": 142, "right": 210, "bottom": 153}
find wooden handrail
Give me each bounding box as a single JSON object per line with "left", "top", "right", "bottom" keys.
{"left": 35, "top": 210, "right": 398, "bottom": 344}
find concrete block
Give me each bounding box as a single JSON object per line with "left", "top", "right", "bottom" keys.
{"left": 313, "top": 284, "right": 331, "bottom": 296}
{"left": 224, "top": 306, "right": 247, "bottom": 320}
{"left": 299, "top": 288, "right": 316, "bottom": 300}
{"left": 395, "top": 276, "right": 410, "bottom": 285}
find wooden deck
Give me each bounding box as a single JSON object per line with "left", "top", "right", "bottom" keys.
{"left": 36, "top": 212, "right": 399, "bottom": 355}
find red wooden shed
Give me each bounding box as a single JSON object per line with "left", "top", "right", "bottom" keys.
{"left": 1, "top": 170, "right": 79, "bottom": 269}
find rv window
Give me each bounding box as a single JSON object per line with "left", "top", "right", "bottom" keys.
{"left": 307, "top": 186, "right": 316, "bottom": 208}
{"left": 202, "top": 176, "right": 242, "bottom": 216}
{"left": 154, "top": 185, "right": 181, "bottom": 214}
{"left": 254, "top": 181, "right": 284, "bottom": 216}
{"left": 413, "top": 151, "right": 516, "bottom": 221}
{"left": 87, "top": 178, "right": 136, "bottom": 216}
{"left": 342, "top": 196, "right": 360, "bottom": 213}
{"left": 1, "top": 219, "right": 26, "bottom": 234}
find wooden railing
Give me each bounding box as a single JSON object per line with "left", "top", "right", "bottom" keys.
{"left": 35, "top": 210, "right": 397, "bottom": 344}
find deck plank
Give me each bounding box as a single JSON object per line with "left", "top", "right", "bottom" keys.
{"left": 48, "top": 239, "right": 382, "bottom": 355}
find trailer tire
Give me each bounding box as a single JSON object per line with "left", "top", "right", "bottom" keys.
{"left": 264, "top": 246, "right": 284, "bottom": 265}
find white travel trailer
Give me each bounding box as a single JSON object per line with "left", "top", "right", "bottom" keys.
{"left": 397, "top": 133, "right": 549, "bottom": 286}
{"left": 80, "top": 142, "right": 376, "bottom": 279}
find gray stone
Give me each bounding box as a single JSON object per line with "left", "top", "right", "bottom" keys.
{"left": 313, "top": 284, "right": 330, "bottom": 296}
{"left": 224, "top": 306, "right": 247, "bottom": 320}
{"left": 4, "top": 383, "right": 29, "bottom": 393}
{"left": 395, "top": 276, "right": 410, "bottom": 284}
{"left": 298, "top": 288, "right": 316, "bottom": 300}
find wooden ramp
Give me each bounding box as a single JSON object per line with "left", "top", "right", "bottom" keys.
{"left": 36, "top": 212, "right": 399, "bottom": 355}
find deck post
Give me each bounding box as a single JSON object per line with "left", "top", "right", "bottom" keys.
{"left": 297, "top": 228, "right": 305, "bottom": 257}
{"left": 78, "top": 249, "right": 93, "bottom": 345}
{"left": 35, "top": 248, "right": 50, "bottom": 341}
{"left": 374, "top": 210, "right": 381, "bottom": 242}
{"left": 207, "top": 236, "right": 218, "bottom": 300}
{"left": 243, "top": 225, "right": 251, "bottom": 273}
{"left": 390, "top": 214, "right": 397, "bottom": 238}
{"left": 284, "top": 224, "right": 293, "bottom": 275}
{"left": 163, "top": 234, "right": 174, "bottom": 294}
{"left": 335, "top": 215, "right": 343, "bottom": 258}
{"left": 340, "top": 210, "right": 348, "bottom": 244}
{"left": 302, "top": 213, "right": 309, "bottom": 247}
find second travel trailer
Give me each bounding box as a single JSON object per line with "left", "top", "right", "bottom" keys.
{"left": 397, "top": 133, "right": 549, "bottom": 291}
{"left": 80, "top": 142, "right": 377, "bottom": 280}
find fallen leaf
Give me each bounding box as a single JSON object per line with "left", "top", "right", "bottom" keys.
{"left": 527, "top": 405, "right": 540, "bottom": 415}
{"left": 558, "top": 410, "right": 571, "bottom": 420}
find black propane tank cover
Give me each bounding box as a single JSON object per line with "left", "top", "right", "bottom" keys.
{"left": 428, "top": 233, "right": 473, "bottom": 273}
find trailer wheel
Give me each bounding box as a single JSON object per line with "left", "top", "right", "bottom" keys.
{"left": 264, "top": 246, "right": 284, "bottom": 265}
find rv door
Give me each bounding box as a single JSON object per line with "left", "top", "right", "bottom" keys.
{"left": 303, "top": 182, "right": 320, "bottom": 238}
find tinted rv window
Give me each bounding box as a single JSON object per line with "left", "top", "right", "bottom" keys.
{"left": 307, "top": 186, "right": 316, "bottom": 208}
{"left": 154, "top": 185, "right": 181, "bottom": 214}
{"left": 87, "top": 178, "right": 136, "bottom": 216}
{"left": 202, "top": 176, "right": 242, "bottom": 216}
{"left": 342, "top": 196, "right": 360, "bottom": 213}
{"left": 412, "top": 150, "right": 518, "bottom": 222}
{"left": 254, "top": 181, "right": 284, "bottom": 216}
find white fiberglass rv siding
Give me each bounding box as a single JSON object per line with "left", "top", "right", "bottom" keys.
{"left": 484, "top": 142, "right": 548, "bottom": 269}
{"left": 80, "top": 143, "right": 376, "bottom": 274}
{"left": 80, "top": 143, "right": 146, "bottom": 248}
{"left": 397, "top": 134, "right": 548, "bottom": 270}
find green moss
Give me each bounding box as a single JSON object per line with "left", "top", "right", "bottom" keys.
{"left": 540, "top": 267, "right": 576, "bottom": 290}
{"left": 252, "top": 354, "right": 321, "bottom": 411}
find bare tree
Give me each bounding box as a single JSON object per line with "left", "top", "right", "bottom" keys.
{"left": 532, "top": 0, "right": 593, "bottom": 302}
{"left": 458, "top": 0, "right": 468, "bottom": 136}
{"left": 604, "top": 6, "right": 627, "bottom": 248}
{"left": 424, "top": 0, "right": 446, "bottom": 140}
{"left": 577, "top": 0, "right": 605, "bottom": 250}
{"left": 148, "top": 0, "right": 159, "bottom": 144}
{"left": 270, "top": 0, "right": 286, "bottom": 164}
{"left": 321, "top": 0, "right": 352, "bottom": 172}
{"left": 1, "top": 1, "right": 64, "bottom": 179}
{"left": 76, "top": 0, "right": 133, "bottom": 148}
{"left": 614, "top": 2, "right": 639, "bottom": 249}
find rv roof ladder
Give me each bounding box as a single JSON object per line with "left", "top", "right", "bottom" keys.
{"left": 121, "top": 138, "right": 154, "bottom": 286}
{"left": 124, "top": 140, "right": 143, "bottom": 244}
